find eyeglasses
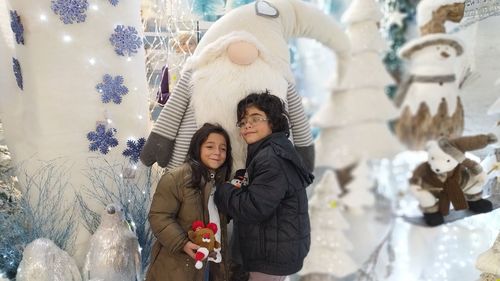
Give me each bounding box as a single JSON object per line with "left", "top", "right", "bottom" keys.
{"left": 236, "top": 116, "right": 269, "bottom": 128}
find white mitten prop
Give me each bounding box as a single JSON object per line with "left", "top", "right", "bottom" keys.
{"left": 194, "top": 247, "right": 209, "bottom": 269}
{"left": 208, "top": 248, "right": 222, "bottom": 263}
{"left": 410, "top": 184, "right": 437, "bottom": 208}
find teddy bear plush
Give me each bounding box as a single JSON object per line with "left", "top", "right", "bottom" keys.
{"left": 409, "top": 133, "right": 498, "bottom": 226}
{"left": 139, "top": 0, "right": 351, "bottom": 173}
{"left": 188, "top": 220, "right": 222, "bottom": 269}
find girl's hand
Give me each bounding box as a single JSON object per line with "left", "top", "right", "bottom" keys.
{"left": 183, "top": 241, "right": 200, "bottom": 259}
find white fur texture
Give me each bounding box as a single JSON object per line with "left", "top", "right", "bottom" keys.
{"left": 191, "top": 45, "right": 287, "bottom": 170}
{"left": 16, "top": 238, "right": 82, "bottom": 281}
{"left": 410, "top": 184, "right": 437, "bottom": 207}
{"left": 83, "top": 204, "right": 141, "bottom": 281}
{"left": 426, "top": 140, "right": 460, "bottom": 174}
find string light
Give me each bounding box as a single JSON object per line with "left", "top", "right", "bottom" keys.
{"left": 142, "top": 0, "right": 197, "bottom": 106}
{"left": 62, "top": 35, "right": 72, "bottom": 43}
{"left": 40, "top": 14, "right": 48, "bottom": 21}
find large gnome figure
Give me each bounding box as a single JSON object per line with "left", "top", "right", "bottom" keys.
{"left": 140, "top": 0, "right": 351, "bottom": 172}
{"left": 394, "top": 0, "right": 466, "bottom": 149}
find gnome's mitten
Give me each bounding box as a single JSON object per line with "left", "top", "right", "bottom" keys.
{"left": 468, "top": 199, "right": 493, "bottom": 214}
{"left": 194, "top": 247, "right": 209, "bottom": 269}
{"left": 423, "top": 211, "right": 444, "bottom": 226}
{"left": 295, "top": 145, "right": 315, "bottom": 173}
{"left": 140, "top": 132, "right": 174, "bottom": 167}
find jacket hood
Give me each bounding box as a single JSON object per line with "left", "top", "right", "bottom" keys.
{"left": 247, "top": 132, "right": 314, "bottom": 185}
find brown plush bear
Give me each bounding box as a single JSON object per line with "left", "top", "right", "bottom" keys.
{"left": 188, "top": 220, "right": 221, "bottom": 269}
{"left": 409, "top": 133, "right": 498, "bottom": 226}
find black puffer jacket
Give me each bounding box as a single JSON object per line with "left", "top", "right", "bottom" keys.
{"left": 215, "top": 132, "right": 314, "bottom": 275}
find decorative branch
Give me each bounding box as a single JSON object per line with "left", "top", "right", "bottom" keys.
{"left": 76, "top": 158, "right": 159, "bottom": 271}
{"left": 0, "top": 160, "right": 77, "bottom": 279}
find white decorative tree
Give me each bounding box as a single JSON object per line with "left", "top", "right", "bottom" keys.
{"left": 341, "top": 160, "right": 376, "bottom": 212}
{"left": 300, "top": 170, "right": 358, "bottom": 278}
{"left": 312, "top": 0, "right": 401, "bottom": 170}
{"left": 311, "top": 0, "right": 402, "bottom": 187}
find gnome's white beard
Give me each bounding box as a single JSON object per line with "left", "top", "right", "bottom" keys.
{"left": 191, "top": 56, "right": 288, "bottom": 171}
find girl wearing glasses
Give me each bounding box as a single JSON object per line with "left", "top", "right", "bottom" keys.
{"left": 146, "top": 123, "right": 233, "bottom": 281}
{"left": 215, "top": 92, "right": 314, "bottom": 281}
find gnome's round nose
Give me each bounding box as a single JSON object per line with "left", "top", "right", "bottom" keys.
{"left": 106, "top": 205, "right": 116, "bottom": 215}
{"left": 227, "top": 41, "right": 259, "bottom": 65}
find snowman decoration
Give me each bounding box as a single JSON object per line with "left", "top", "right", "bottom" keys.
{"left": 394, "top": 0, "right": 466, "bottom": 149}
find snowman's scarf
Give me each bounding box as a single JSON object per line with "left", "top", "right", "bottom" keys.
{"left": 394, "top": 74, "right": 456, "bottom": 107}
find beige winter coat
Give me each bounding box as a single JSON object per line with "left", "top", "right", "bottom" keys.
{"left": 146, "top": 163, "right": 231, "bottom": 281}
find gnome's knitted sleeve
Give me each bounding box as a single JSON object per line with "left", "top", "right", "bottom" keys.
{"left": 152, "top": 71, "right": 192, "bottom": 139}
{"left": 287, "top": 82, "right": 315, "bottom": 171}
{"left": 287, "top": 82, "right": 313, "bottom": 147}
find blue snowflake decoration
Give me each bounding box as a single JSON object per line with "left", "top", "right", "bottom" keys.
{"left": 51, "top": 0, "right": 89, "bottom": 24}
{"left": 10, "top": 10, "right": 24, "bottom": 45}
{"left": 96, "top": 74, "right": 129, "bottom": 104}
{"left": 109, "top": 25, "right": 143, "bottom": 57}
{"left": 87, "top": 124, "right": 119, "bottom": 154}
{"left": 12, "top": 58, "right": 23, "bottom": 90}
{"left": 122, "top": 138, "right": 146, "bottom": 163}
{"left": 109, "top": 0, "right": 119, "bottom": 6}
